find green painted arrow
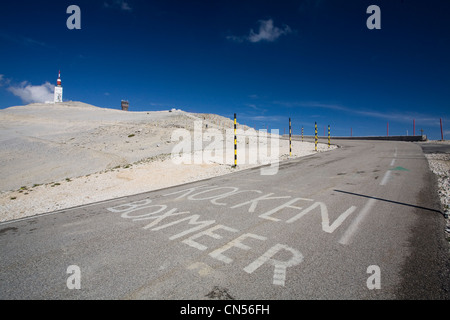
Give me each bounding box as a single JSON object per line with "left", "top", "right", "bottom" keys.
{"left": 390, "top": 166, "right": 409, "bottom": 171}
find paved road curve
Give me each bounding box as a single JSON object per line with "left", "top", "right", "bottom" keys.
{"left": 0, "top": 140, "right": 448, "bottom": 300}
{"left": 417, "top": 142, "right": 450, "bottom": 154}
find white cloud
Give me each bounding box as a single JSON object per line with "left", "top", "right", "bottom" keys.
{"left": 0, "top": 74, "right": 10, "bottom": 87}
{"left": 249, "top": 19, "right": 292, "bottom": 43}
{"left": 226, "top": 35, "right": 245, "bottom": 43}
{"left": 244, "top": 115, "right": 286, "bottom": 123}
{"left": 276, "top": 101, "right": 445, "bottom": 126}
{"left": 227, "top": 19, "right": 292, "bottom": 43}
{"left": 120, "top": 1, "right": 132, "bottom": 11}
{"left": 7, "top": 81, "right": 55, "bottom": 104}
{"left": 0, "top": 32, "right": 49, "bottom": 48}
{"left": 104, "top": 0, "right": 132, "bottom": 12}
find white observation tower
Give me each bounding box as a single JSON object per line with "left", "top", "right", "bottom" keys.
{"left": 54, "top": 70, "right": 63, "bottom": 103}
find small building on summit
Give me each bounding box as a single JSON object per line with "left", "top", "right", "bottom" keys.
{"left": 121, "top": 100, "right": 129, "bottom": 111}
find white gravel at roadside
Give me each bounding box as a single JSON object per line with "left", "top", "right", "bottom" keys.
{"left": 425, "top": 152, "right": 450, "bottom": 236}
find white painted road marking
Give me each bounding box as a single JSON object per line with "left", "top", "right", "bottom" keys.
{"left": 107, "top": 186, "right": 317, "bottom": 287}
{"left": 243, "top": 244, "right": 304, "bottom": 286}
{"left": 381, "top": 148, "right": 398, "bottom": 185}
{"left": 183, "top": 224, "right": 238, "bottom": 251}
{"left": 284, "top": 201, "right": 356, "bottom": 233}
{"left": 209, "top": 233, "right": 267, "bottom": 264}
{"left": 342, "top": 147, "right": 399, "bottom": 244}
{"left": 380, "top": 170, "right": 392, "bottom": 186}
{"left": 339, "top": 198, "right": 377, "bottom": 246}
{"left": 258, "top": 197, "right": 313, "bottom": 222}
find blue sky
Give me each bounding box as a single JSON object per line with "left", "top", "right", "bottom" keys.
{"left": 0, "top": 0, "right": 449, "bottom": 139}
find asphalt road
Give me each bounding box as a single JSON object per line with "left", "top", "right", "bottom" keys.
{"left": 417, "top": 142, "right": 450, "bottom": 154}
{"left": 0, "top": 139, "right": 448, "bottom": 300}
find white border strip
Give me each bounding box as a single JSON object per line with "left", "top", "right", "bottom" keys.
{"left": 339, "top": 198, "right": 377, "bottom": 245}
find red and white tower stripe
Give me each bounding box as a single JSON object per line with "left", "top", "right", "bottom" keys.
{"left": 57, "top": 70, "right": 62, "bottom": 86}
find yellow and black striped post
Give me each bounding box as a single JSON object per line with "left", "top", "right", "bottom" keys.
{"left": 328, "top": 125, "right": 331, "bottom": 148}
{"left": 289, "top": 118, "right": 292, "bottom": 157}
{"left": 315, "top": 122, "right": 318, "bottom": 152}
{"left": 301, "top": 126, "right": 304, "bottom": 142}
{"left": 234, "top": 113, "right": 237, "bottom": 167}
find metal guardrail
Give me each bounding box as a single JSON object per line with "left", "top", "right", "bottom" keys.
{"left": 283, "top": 135, "right": 427, "bottom": 142}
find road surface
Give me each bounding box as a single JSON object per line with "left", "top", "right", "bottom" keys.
{"left": 0, "top": 139, "right": 448, "bottom": 300}
{"left": 417, "top": 142, "right": 450, "bottom": 154}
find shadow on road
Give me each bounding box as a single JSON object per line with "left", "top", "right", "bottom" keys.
{"left": 334, "top": 189, "right": 444, "bottom": 216}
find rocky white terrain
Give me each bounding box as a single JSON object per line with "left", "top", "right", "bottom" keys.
{"left": 0, "top": 101, "right": 333, "bottom": 222}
